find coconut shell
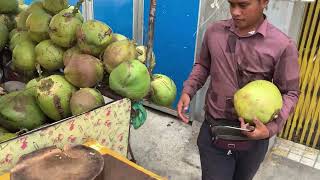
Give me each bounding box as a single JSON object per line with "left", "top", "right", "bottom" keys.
{"left": 10, "top": 145, "right": 104, "bottom": 180}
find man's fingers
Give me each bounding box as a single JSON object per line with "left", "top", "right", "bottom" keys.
{"left": 177, "top": 102, "right": 189, "bottom": 123}
{"left": 253, "top": 117, "right": 264, "bottom": 127}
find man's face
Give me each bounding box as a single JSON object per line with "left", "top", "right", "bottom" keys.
{"left": 228, "top": 0, "right": 268, "bottom": 30}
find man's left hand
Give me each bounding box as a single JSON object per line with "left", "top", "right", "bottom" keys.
{"left": 239, "top": 117, "right": 270, "bottom": 140}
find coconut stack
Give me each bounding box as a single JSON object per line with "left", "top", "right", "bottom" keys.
{"left": 0, "top": 0, "right": 178, "bottom": 143}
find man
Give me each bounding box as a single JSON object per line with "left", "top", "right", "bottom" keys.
{"left": 177, "top": 0, "right": 300, "bottom": 180}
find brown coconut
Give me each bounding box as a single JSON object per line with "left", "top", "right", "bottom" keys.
{"left": 64, "top": 54, "right": 104, "bottom": 88}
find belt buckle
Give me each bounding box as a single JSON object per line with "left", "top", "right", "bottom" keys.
{"left": 227, "top": 143, "right": 236, "bottom": 149}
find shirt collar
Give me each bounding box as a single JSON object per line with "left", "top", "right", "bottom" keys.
{"left": 225, "top": 15, "right": 268, "bottom": 37}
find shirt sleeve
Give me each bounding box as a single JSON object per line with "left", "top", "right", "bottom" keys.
{"left": 182, "top": 28, "right": 211, "bottom": 99}
{"left": 266, "top": 40, "right": 301, "bottom": 137}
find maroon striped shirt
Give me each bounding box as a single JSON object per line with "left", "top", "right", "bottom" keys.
{"left": 183, "top": 18, "right": 300, "bottom": 137}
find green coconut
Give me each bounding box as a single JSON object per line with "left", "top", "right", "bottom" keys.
{"left": 0, "top": 14, "right": 16, "bottom": 31}
{"left": 135, "top": 45, "right": 156, "bottom": 71}
{"left": 0, "top": 90, "right": 46, "bottom": 132}
{"left": 25, "top": 77, "right": 43, "bottom": 97}
{"left": 64, "top": 54, "right": 104, "bottom": 88}
{"left": 9, "top": 30, "right": 32, "bottom": 50}
{"left": 70, "top": 88, "right": 105, "bottom": 116}
{"left": 63, "top": 46, "right": 82, "bottom": 66}
{"left": 49, "top": 7, "right": 83, "bottom": 48}
{"left": 35, "top": 40, "right": 65, "bottom": 71}
{"left": 103, "top": 40, "right": 137, "bottom": 73}
{"left": 43, "top": 0, "right": 69, "bottom": 15}
{"left": 15, "top": 10, "right": 29, "bottom": 30}
{"left": 109, "top": 59, "right": 150, "bottom": 100}
{"left": 26, "top": 1, "right": 44, "bottom": 14}
{"left": 77, "top": 20, "right": 113, "bottom": 57}
{"left": 233, "top": 80, "right": 283, "bottom": 124}
{"left": 0, "top": 0, "right": 19, "bottom": 14}
{"left": 0, "top": 133, "right": 17, "bottom": 143}
{"left": 150, "top": 74, "right": 177, "bottom": 107}
{"left": 0, "top": 23, "right": 8, "bottom": 51}
{"left": 36, "top": 75, "right": 76, "bottom": 121}
{"left": 9, "top": 28, "right": 18, "bottom": 38}
{"left": 12, "top": 40, "right": 36, "bottom": 71}
{"left": 111, "top": 33, "right": 127, "bottom": 42}
{"left": 26, "top": 10, "right": 52, "bottom": 42}
{"left": 0, "top": 126, "right": 9, "bottom": 134}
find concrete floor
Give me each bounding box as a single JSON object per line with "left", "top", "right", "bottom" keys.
{"left": 130, "top": 108, "right": 320, "bottom": 180}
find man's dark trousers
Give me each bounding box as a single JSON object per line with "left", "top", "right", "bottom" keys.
{"left": 197, "top": 120, "right": 269, "bottom": 180}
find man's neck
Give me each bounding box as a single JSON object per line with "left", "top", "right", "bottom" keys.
{"left": 237, "top": 15, "right": 265, "bottom": 36}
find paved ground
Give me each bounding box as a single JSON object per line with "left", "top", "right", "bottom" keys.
{"left": 130, "top": 108, "right": 320, "bottom": 180}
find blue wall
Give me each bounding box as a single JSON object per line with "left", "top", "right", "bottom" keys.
{"left": 144, "top": 0, "right": 199, "bottom": 108}
{"left": 93, "top": 0, "right": 133, "bottom": 39}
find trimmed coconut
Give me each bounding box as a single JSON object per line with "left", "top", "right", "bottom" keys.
{"left": 0, "top": 23, "right": 8, "bottom": 51}
{"left": 64, "top": 54, "right": 104, "bottom": 88}
{"left": 0, "top": 90, "right": 46, "bottom": 132}
{"left": 36, "top": 75, "right": 76, "bottom": 121}
{"left": 12, "top": 40, "right": 36, "bottom": 71}
{"left": 0, "top": 14, "right": 16, "bottom": 31}
{"left": 35, "top": 40, "right": 65, "bottom": 71}
{"left": 43, "top": 0, "right": 69, "bottom": 15}
{"left": 109, "top": 59, "right": 151, "bottom": 100}
{"left": 77, "top": 20, "right": 113, "bottom": 57}
{"left": 111, "top": 33, "right": 127, "bottom": 42}
{"left": 15, "top": 10, "right": 29, "bottom": 30}
{"left": 9, "top": 30, "right": 32, "bottom": 50}
{"left": 234, "top": 80, "right": 283, "bottom": 124}
{"left": 70, "top": 88, "right": 105, "bottom": 116}
{"left": 63, "top": 46, "right": 82, "bottom": 66}
{"left": 103, "top": 40, "right": 137, "bottom": 73}
{"left": 0, "top": 0, "right": 18, "bottom": 14}
{"left": 49, "top": 7, "right": 83, "bottom": 48}
{"left": 26, "top": 10, "right": 52, "bottom": 42}
{"left": 150, "top": 74, "right": 177, "bottom": 107}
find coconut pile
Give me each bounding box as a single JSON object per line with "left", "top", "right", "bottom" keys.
{"left": 0, "top": 0, "right": 177, "bottom": 143}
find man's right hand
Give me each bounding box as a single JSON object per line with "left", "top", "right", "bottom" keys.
{"left": 177, "top": 93, "right": 191, "bottom": 123}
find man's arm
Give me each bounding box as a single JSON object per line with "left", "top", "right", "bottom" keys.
{"left": 266, "top": 40, "right": 300, "bottom": 137}
{"left": 182, "top": 29, "right": 211, "bottom": 98}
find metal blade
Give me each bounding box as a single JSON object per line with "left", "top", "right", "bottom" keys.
{"left": 215, "top": 125, "right": 255, "bottom": 132}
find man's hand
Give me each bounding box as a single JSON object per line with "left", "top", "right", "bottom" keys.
{"left": 239, "top": 117, "right": 270, "bottom": 140}
{"left": 177, "top": 93, "right": 190, "bottom": 123}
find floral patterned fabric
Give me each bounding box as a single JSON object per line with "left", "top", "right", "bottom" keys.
{"left": 0, "top": 98, "right": 131, "bottom": 175}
